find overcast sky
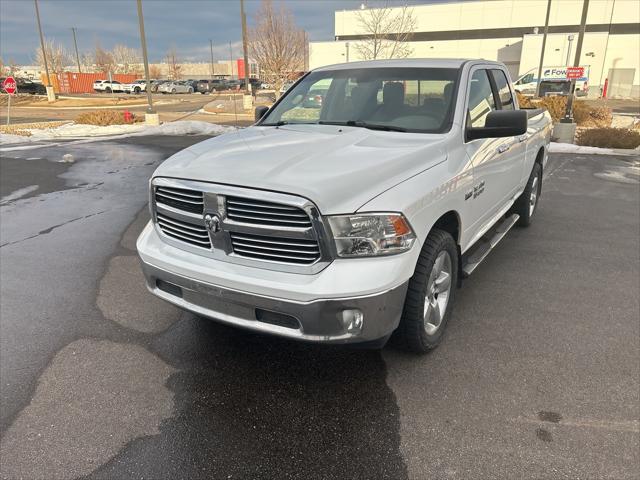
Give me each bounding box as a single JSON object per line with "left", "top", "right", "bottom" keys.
{"left": 0, "top": 0, "right": 454, "bottom": 65}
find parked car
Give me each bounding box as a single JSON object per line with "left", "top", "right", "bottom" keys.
{"left": 196, "top": 79, "right": 211, "bottom": 94}
{"left": 158, "top": 81, "right": 194, "bottom": 94}
{"left": 302, "top": 89, "right": 325, "bottom": 108}
{"left": 150, "top": 80, "right": 168, "bottom": 93}
{"left": 238, "top": 78, "right": 263, "bottom": 90}
{"left": 93, "top": 80, "right": 107, "bottom": 92}
{"left": 1, "top": 77, "right": 46, "bottom": 95}
{"left": 184, "top": 79, "right": 199, "bottom": 92}
{"left": 209, "top": 79, "right": 231, "bottom": 92}
{"left": 94, "top": 80, "right": 124, "bottom": 93}
{"left": 122, "top": 79, "right": 155, "bottom": 94}
{"left": 514, "top": 65, "right": 590, "bottom": 97}
{"left": 137, "top": 59, "right": 551, "bottom": 353}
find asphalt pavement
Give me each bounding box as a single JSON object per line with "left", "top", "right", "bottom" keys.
{"left": 0, "top": 135, "right": 638, "bottom": 479}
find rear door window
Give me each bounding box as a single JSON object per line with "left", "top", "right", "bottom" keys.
{"left": 490, "top": 69, "right": 515, "bottom": 110}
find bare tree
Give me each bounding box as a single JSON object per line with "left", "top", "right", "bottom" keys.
{"left": 111, "top": 44, "right": 142, "bottom": 74}
{"left": 35, "top": 39, "right": 71, "bottom": 74}
{"left": 80, "top": 52, "right": 95, "bottom": 72}
{"left": 149, "top": 64, "right": 162, "bottom": 79}
{"left": 95, "top": 44, "right": 115, "bottom": 75}
{"left": 249, "top": 0, "right": 305, "bottom": 97}
{"left": 165, "top": 48, "right": 182, "bottom": 80}
{"left": 354, "top": 3, "right": 416, "bottom": 60}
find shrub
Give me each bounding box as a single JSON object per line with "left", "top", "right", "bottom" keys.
{"left": 75, "top": 110, "right": 139, "bottom": 126}
{"left": 523, "top": 95, "right": 612, "bottom": 128}
{"left": 573, "top": 102, "right": 612, "bottom": 128}
{"left": 576, "top": 128, "right": 640, "bottom": 149}
{"left": 516, "top": 91, "right": 535, "bottom": 108}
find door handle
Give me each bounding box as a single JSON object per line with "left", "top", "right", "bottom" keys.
{"left": 517, "top": 134, "right": 528, "bottom": 143}
{"left": 497, "top": 144, "right": 511, "bottom": 154}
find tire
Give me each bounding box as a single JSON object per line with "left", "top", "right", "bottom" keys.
{"left": 134, "top": 87, "right": 141, "bottom": 94}
{"left": 105, "top": 87, "right": 112, "bottom": 93}
{"left": 395, "top": 229, "right": 458, "bottom": 353}
{"left": 188, "top": 88, "right": 193, "bottom": 94}
{"left": 171, "top": 88, "right": 176, "bottom": 93}
{"left": 513, "top": 162, "right": 542, "bottom": 227}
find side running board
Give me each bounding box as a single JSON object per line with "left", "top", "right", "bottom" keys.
{"left": 461, "top": 214, "right": 519, "bottom": 278}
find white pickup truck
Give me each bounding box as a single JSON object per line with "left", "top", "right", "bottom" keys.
{"left": 137, "top": 59, "right": 552, "bottom": 353}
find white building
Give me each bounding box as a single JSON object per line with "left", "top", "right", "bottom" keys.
{"left": 309, "top": 0, "right": 640, "bottom": 97}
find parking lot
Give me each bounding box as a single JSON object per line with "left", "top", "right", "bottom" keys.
{"left": 0, "top": 136, "right": 638, "bottom": 479}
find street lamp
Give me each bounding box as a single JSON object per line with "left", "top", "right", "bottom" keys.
{"left": 136, "top": 0, "right": 158, "bottom": 124}
{"left": 34, "top": 0, "right": 55, "bottom": 102}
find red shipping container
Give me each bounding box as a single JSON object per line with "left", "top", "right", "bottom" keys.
{"left": 42, "top": 72, "right": 140, "bottom": 94}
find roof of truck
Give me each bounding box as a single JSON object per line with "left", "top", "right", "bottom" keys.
{"left": 314, "top": 58, "right": 502, "bottom": 71}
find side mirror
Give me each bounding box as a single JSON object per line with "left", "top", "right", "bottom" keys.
{"left": 466, "top": 110, "right": 527, "bottom": 140}
{"left": 255, "top": 105, "right": 269, "bottom": 122}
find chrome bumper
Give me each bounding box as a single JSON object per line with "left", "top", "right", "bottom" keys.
{"left": 140, "top": 260, "right": 408, "bottom": 344}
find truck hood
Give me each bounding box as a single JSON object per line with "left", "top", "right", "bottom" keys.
{"left": 154, "top": 124, "right": 447, "bottom": 214}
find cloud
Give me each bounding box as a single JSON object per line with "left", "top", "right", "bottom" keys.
{"left": 1, "top": 0, "right": 438, "bottom": 65}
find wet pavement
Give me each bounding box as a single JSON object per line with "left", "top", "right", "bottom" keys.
{"left": 0, "top": 135, "right": 638, "bottom": 479}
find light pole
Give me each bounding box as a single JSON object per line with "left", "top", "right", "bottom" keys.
{"left": 209, "top": 39, "right": 215, "bottom": 82}
{"left": 240, "top": 0, "right": 251, "bottom": 94}
{"left": 535, "top": 0, "right": 551, "bottom": 97}
{"left": 71, "top": 27, "right": 82, "bottom": 73}
{"left": 136, "top": 0, "right": 158, "bottom": 124}
{"left": 562, "top": 0, "right": 589, "bottom": 123}
{"left": 34, "top": 0, "right": 55, "bottom": 101}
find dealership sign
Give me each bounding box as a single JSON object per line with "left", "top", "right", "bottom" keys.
{"left": 541, "top": 67, "right": 589, "bottom": 81}
{"left": 2, "top": 76, "right": 17, "bottom": 95}
{"left": 566, "top": 67, "right": 585, "bottom": 80}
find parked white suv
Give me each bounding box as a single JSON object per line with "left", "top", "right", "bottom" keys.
{"left": 122, "top": 79, "right": 153, "bottom": 94}
{"left": 93, "top": 80, "right": 123, "bottom": 93}
{"left": 137, "top": 59, "right": 552, "bottom": 353}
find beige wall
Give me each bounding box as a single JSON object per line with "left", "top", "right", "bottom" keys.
{"left": 312, "top": 0, "right": 639, "bottom": 97}
{"left": 335, "top": 0, "right": 638, "bottom": 36}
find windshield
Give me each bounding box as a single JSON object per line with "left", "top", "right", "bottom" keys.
{"left": 261, "top": 67, "right": 459, "bottom": 133}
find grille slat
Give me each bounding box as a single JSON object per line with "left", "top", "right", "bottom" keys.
{"left": 155, "top": 186, "right": 203, "bottom": 214}
{"left": 229, "top": 232, "right": 320, "bottom": 264}
{"left": 226, "top": 196, "right": 312, "bottom": 228}
{"left": 156, "top": 213, "right": 211, "bottom": 249}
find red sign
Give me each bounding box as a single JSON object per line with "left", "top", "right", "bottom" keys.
{"left": 566, "top": 67, "right": 585, "bottom": 80}
{"left": 2, "top": 76, "right": 17, "bottom": 95}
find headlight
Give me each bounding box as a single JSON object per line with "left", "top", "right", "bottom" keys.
{"left": 327, "top": 213, "right": 416, "bottom": 257}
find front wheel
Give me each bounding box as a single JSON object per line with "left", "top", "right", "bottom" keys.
{"left": 395, "top": 229, "right": 458, "bottom": 353}
{"left": 105, "top": 87, "right": 112, "bottom": 93}
{"left": 134, "top": 87, "right": 141, "bottom": 94}
{"left": 513, "top": 163, "right": 542, "bottom": 227}
{"left": 171, "top": 88, "right": 176, "bottom": 93}
{"left": 188, "top": 88, "right": 193, "bottom": 94}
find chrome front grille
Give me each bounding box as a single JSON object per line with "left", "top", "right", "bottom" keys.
{"left": 229, "top": 232, "right": 320, "bottom": 264}
{"left": 155, "top": 186, "right": 204, "bottom": 214}
{"left": 151, "top": 178, "right": 330, "bottom": 274}
{"left": 156, "top": 212, "right": 211, "bottom": 249}
{"left": 226, "top": 196, "right": 312, "bottom": 228}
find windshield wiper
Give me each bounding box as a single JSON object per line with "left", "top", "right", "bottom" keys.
{"left": 260, "top": 120, "right": 289, "bottom": 126}
{"left": 318, "top": 120, "right": 407, "bottom": 132}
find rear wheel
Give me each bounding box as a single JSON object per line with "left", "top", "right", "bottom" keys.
{"left": 171, "top": 88, "right": 176, "bottom": 93}
{"left": 513, "top": 162, "right": 542, "bottom": 227}
{"left": 105, "top": 87, "right": 112, "bottom": 93}
{"left": 134, "top": 87, "right": 141, "bottom": 94}
{"left": 395, "top": 229, "right": 458, "bottom": 353}
{"left": 188, "top": 88, "right": 193, "bottom": 94}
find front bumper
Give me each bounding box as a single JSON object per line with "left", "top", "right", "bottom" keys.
{"left": 141, "top": 260, "right": 407, "bottom": 343}
{"left": 138, "top": 223, "right": 412, "bottom": 344}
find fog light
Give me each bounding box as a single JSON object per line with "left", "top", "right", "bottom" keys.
{"left": 340, "top": 309, "right": 364, "bottom": 334}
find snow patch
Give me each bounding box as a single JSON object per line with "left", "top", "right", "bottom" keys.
{"left": 0, "top": 121, "right": 235, "bottom": 150}
{"left": 549, "top": 142, "right": 638, "bottom": 156}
